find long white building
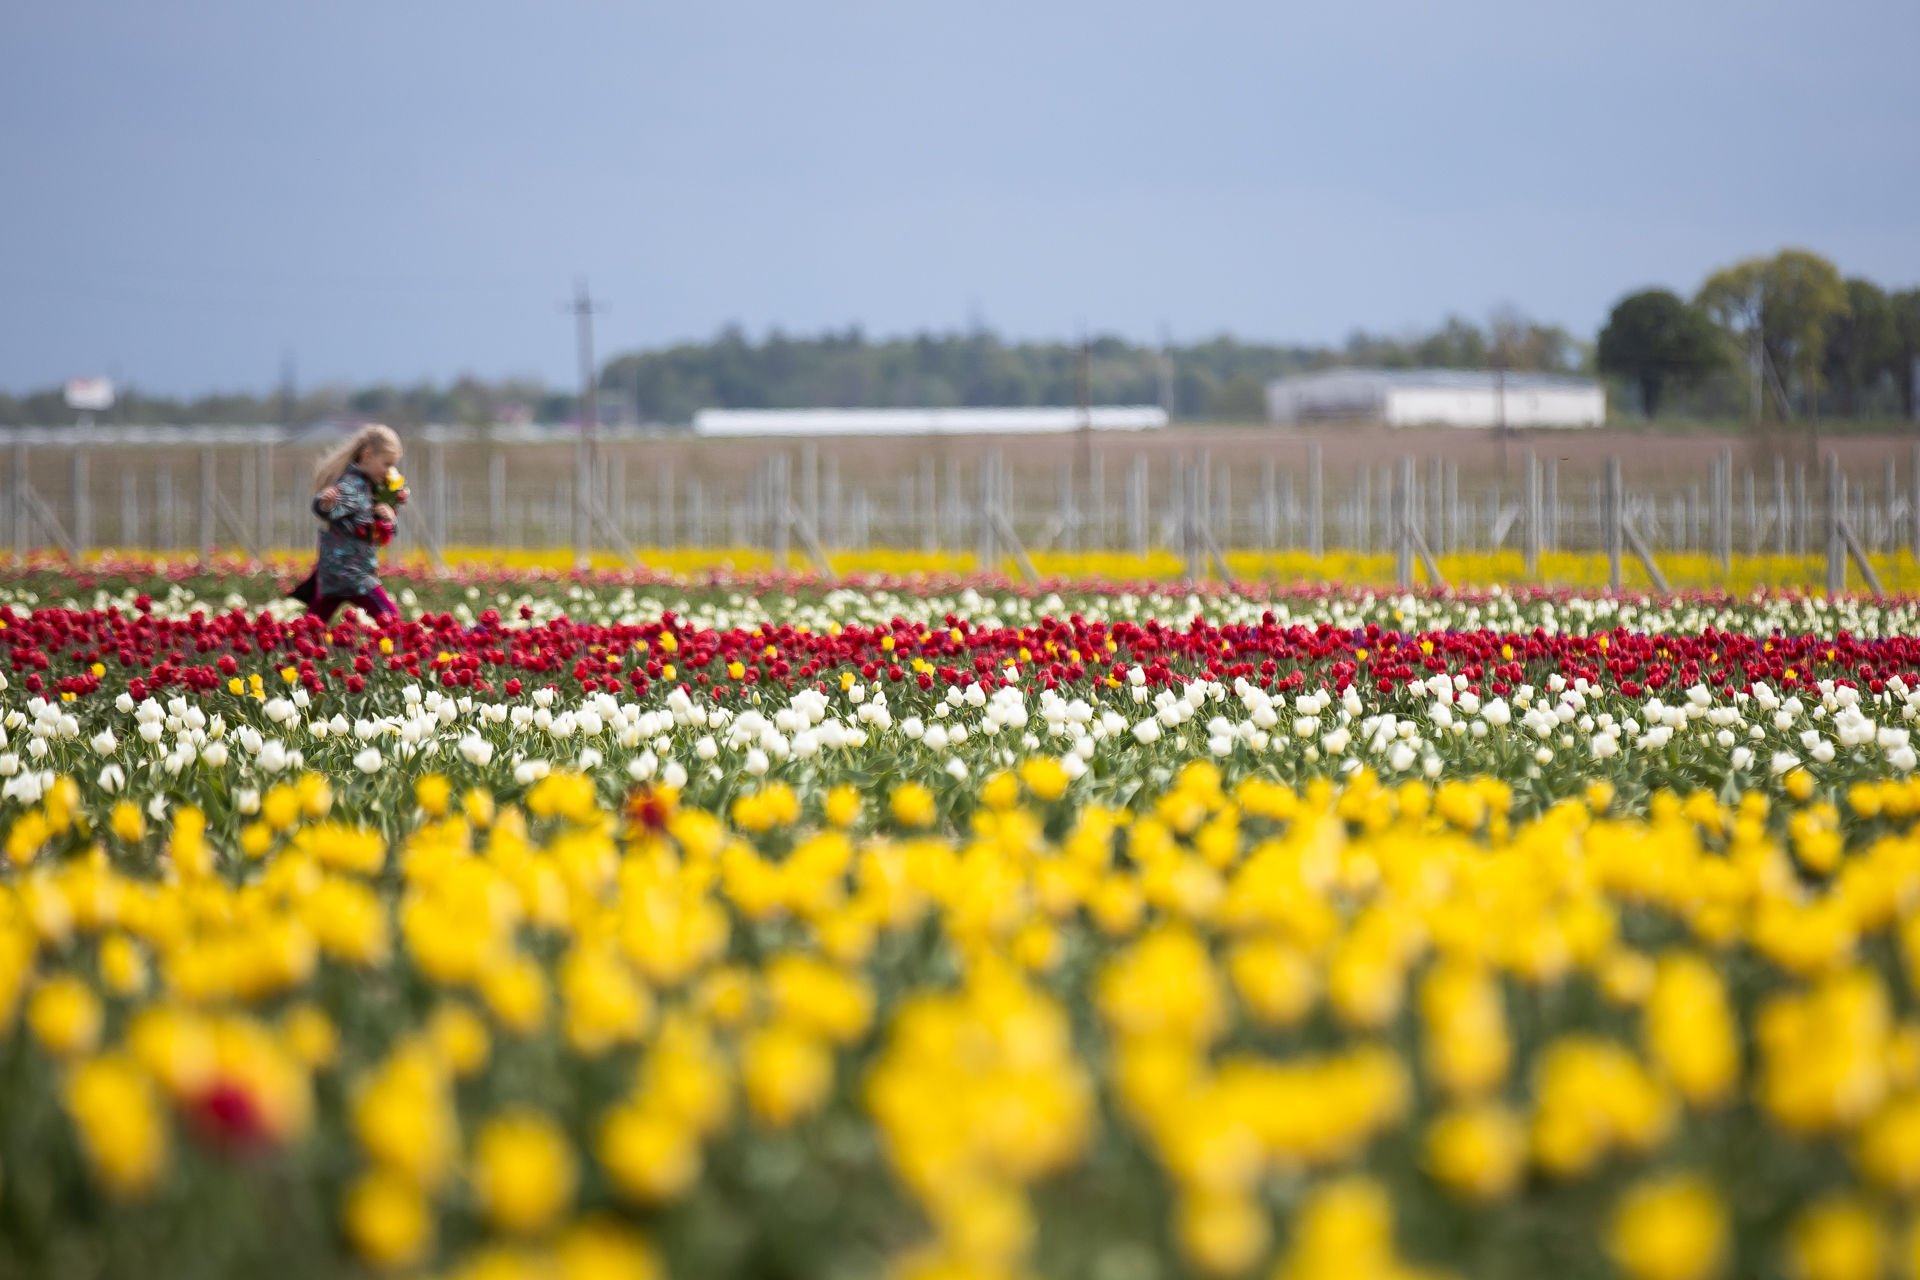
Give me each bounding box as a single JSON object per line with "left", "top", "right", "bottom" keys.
{"left": 1266, "top": 369, "right": 1605, "bottom": 428}
{"left": 692, "top": 405, "right": 1167, "bottom": 437}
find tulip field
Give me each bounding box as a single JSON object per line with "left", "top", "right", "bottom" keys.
{"left": 8, "top": 557, "right": 1920, "bottom": 1280}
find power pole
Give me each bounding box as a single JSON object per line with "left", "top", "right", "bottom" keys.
{"left": 566, "top": 279, "right": 607, "bottom": 569}
{"left": 1077, "top": 330, "right": 1092, "bottom": 548}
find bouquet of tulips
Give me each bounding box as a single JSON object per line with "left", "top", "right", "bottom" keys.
{"left": 366, "top": 466, "right": 408, "bottom": 545}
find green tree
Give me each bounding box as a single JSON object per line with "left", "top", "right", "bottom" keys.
{"left": 1595, "top": 290, "right": 1723, "bottom": 418}
{"left": 1821, "top": 278, "right": 1898, "bottom": 416}
{"left": 1695, "top": 249, "right": 1848, "bottom": 417}
{"left": 1892, "top": 289, "right": 1920, "bottom": 420}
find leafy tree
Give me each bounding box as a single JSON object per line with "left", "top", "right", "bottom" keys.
{"left": 1596, "top": 290, "right": 1723, "bottom": 418}
{"left": 1696, "top": 249, "right": 1848, "bottom": 415}
{"left": 1821, "top": 279, "right": 1898, "bottom": 416}
{"left": 1893, "top": 289, "right": 1920, "bottom": 420}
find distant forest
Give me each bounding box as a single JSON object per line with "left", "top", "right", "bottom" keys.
{"left": 0, "top": 317, "right": 1586, "bottom": 428}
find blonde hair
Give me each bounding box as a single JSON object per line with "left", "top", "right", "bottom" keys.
{"left": 313, "top": 424, "right": 402, "bottom": 493}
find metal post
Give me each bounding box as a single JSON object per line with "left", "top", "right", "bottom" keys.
{"left": 1089, "top": 452, "right": 1103, "bottom": 550}
{"left": 258, "top": 443, "right": 274, "bottom": 551}
{"left": 156, "top": 470, "right": 172, "bottom": 551}
{"left": 1194, "top": 448, "right": 1211, "bottom": 559}
{"left": 1307, "top": 441, "right": 1323, "bottom": 558}
{"left": 820, "top": 455, "right": 836, "bottom": 550}
{"left": 198, "top": 448, "right": 216, "bottom": 562}
{"left": 1427, "top": 456, "right": 1442, "bottom": 562}
{"left": 1524, "top": 451, "right": 1541, "bottom": 576}
{"left": 1355, "top": 466, "right": 1369, "bottom": 556}
{"left": 1185, "top": 459, "right": 1204, "bottom": 582}
{"left": 573, "top": 427, "right": 592, "bottom": 567}
{"left": 1262, "top": 457, "right": 1277, "bottom": 549}
{"left": 1128, "top": 453, "right": 1146, "bottom": 557}
{"left": 1795, "top": 464, "right": 1808, "bottom": 556}
{"left": 1395, "top": 455, "right": 1414, "bottom": 589}
{"left": 72, "top": 448, "right": 89, "bottom": 555}
{"left": 772, "top": 453, "right": 790, "bottom": 570}
{"left": 658, "top": 461, "right": 675, "bottom": 550}
{"left": 121, "top": 473, "right": 138, "bottom": 550}
{"left": 918, "top": 455, "right": 936, "bottom": 552}
{"left": 1605, "top": 457, "right": 1623, "bottom": 592}
{"left": 485, "top": 450, "right": 503, "bottom": 545}
{"left": 612, "top": 452, "right": 627, "bottom": 544}
{"left": 1744, "top": 469, "right": 1756, "bottom": 557}
{"left": 1774, "top": 456, "right": 1788, "bottom": 557}
{"left": 430, "top": 442, "right": 447, "bottom": 552}
{"left": 1544, "top": 459, "right": 1558, "bottom": 553}
{"left": 801, "top": 443, "right": 818, "bottom": 541}
{"left": 1826, "top": 452, "right": 1844, "bottom": 596}
{"left": 978, "top": 453, "right": 997, "bottom": 572}
{"left": 1912, "top": 444, "right": 1920, "bottom": 561}
{"left": 11, "top": 440, "right": 25, "bottom": 559}
{"left": 1281, "top": 471, "right": 1296, "bottom": 550}
{"left": 1889, "top": 455, "right": 1899, "bottom": 554}
{"left": 1718, "top": 448, "right": 1732, "bottom": 572}
{"left": 1057, "top": 460, "right": 1074, "bottom": 554}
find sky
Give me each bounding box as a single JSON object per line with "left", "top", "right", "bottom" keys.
{"left": 2, "top": 0, "right": 1917, "bottom": 396}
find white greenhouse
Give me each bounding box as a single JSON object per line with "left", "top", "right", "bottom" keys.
{"left": 1266, "top": 369, "right": 1605, "bottom": 428}
{"left": 693, "top": 406, "right": 1167, "bottom": 437}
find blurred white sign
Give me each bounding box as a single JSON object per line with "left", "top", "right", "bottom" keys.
{"left": 64, "top": 377, "right": 115, "bottom": 411}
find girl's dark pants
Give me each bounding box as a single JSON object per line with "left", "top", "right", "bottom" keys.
{"left": 288, "top": 571, "right": 398, "bottom": 623}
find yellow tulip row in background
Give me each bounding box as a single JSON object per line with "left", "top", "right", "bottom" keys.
{"left": 41, "top": 546, "right": 1920, "bottom": 593}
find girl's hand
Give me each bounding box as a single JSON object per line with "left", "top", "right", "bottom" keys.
{"left": 373, "top": 503, "right": 395, "bottom": 522}
{"left": 318, "top": 485, "right": 340, "bottom": 510}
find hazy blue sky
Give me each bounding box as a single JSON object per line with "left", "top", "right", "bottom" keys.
{"left": 3, "top": 0, "right": 1916, "bottom": 395}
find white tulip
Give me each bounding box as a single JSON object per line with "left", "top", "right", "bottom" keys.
{"left": 91, "top": 728, "right": 117, "bottom": 755}
{"left": 257, "top": 739, "right": 289, "bottom": 773}
{"left": 97, "top": 763, "right": 126, "bottom": 793}
{"left": 459, "top": 735, "right": 495, "bottom": 767}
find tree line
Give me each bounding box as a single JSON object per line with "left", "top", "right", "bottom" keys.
{"left": 1598, "top": 250, "right": 1920, "bottom": 420}
{"left": 1, "top": 249, "right": 1911, "bottom": 427}
{"left": 0, "top": 322, "right": 1585, "bottom": 429}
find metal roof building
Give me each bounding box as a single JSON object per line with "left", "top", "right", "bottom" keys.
{"left": 692, "top": 406, "right": 1167, "bottom": 437}
{"left": 1267, "top": 369, "right": 1605, "bottom": 428}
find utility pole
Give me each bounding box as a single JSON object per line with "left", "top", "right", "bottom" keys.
{"left": 566, "top": 279, "right": 607, "bottom": 570}
{"left": 1077, "top": 330, "right": 1092, "bottom": 548}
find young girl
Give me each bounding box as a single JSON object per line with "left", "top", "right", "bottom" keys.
{"left": 289, "top": 424, "right": 407, "bottom": 622}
